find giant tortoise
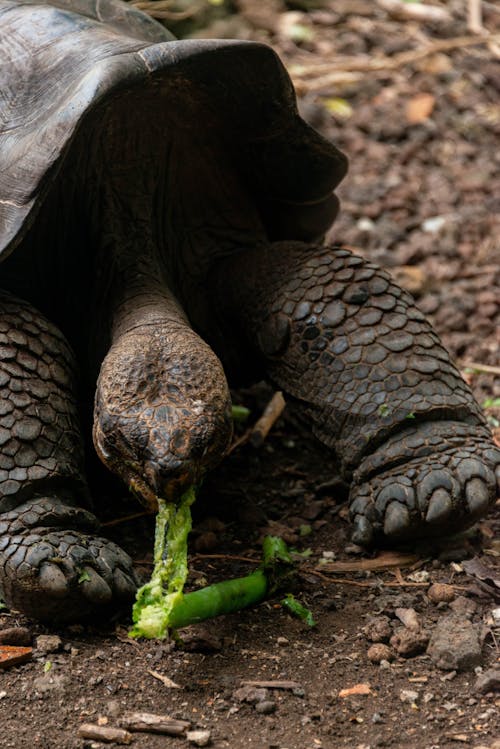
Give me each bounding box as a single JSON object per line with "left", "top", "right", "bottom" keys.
{"left": 0, "top": 0, "right": 498, "bottom": 623}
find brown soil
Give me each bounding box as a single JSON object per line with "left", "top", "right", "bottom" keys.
{"left": 1, "top": 2, "right": 499, "bottom": 749}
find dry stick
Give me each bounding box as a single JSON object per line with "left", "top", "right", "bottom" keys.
{"left": 102, "top": 510, "right": 151, "bottom": 528}
{"left": 291, "top": 33, "right": 500, "bottom": 92}
{"left": 241, "top": 679, "right": 302, "bottom": 690}
{"left": 461, "top": 361, "right": 500, "bottom": 376}
{"left": 302, "top": 568, "right": 429, "bottom": 588}
{"left": 468, "top": 0, "right": 484, "bottom": 34}
{"left": 130, "top": 0, "right": 203, "bottom": 20}
{"left": 228, "top": 391, "right": 286, "bottom": 453}
{"left": 121, "top": 712, "right": 190, "bottom": 736}
{"left": 77, "top": 724, "right": 133, "bottom": 745}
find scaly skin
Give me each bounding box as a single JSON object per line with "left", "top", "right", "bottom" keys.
{"left": 213, "top": 241, "right": 500, "bottom": 544}
{"left": 0, "top": 292, "right": 138, "bottom": 621}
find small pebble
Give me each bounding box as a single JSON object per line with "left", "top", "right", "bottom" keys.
{"left": 35, "top": 635, "right": 62, "bottom": 654}
{"left": 449, "top": 596, "right": 477, "bottom": 618}
{"left": 400, "top": 689, "right": 419, "bottom": 704}
{"left": 364, "top": 616, "right": 392, "bottom": 644}
{"left": 233, "top": 686, "right": 268, "bottom": 704}
{"left": 367, "top": 644, "right": 394, "bottom": 664}
{"left": 186, "top": 729, "right": 211, "bottom": 747}
{"left": 277, "top": 637, "right": 289, "bottom": 647}
{"left": 427, "top": 583, "right": 455, "bottom": 603}
{"left": 255, "top": 700, "right": 276, "bottom": 715}
{"left": 390, "top": 627, "right": 429, "bottom": 657}
{"left": 474, "top": 669, "right": 500, "bottom": 694}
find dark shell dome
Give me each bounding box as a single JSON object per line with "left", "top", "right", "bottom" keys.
{"left": 0, "top": 0, "right": 347, "bottom": 258}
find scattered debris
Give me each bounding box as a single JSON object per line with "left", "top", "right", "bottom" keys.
{"left": 364, "top": 616, "right": 392, "bottom": 643}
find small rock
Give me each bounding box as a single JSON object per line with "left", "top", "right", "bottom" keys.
{"left": 475, "top": 669, "right": 500, "bottom": 693}
{"left": 364, "top": 616, "right": 392, "bottom": 644}
{"left": 35, "top": 635, "right": 62, "bottom": 654}
{"left": 186, "top": 729, "right": 211, "bottom": 747}
{"left": 0, "top": 627, "right": 32, "bottom": 646}
{"left": 399, "top": 689, "right": 419, "bottom": 704}
{"left": 390, "top": 627, "right": 430, "bottom": 657}
{"left": 233, "top": 685, "right": 268, "bottom": 704}
{"left": 255, "top": 700, "right": 276, "bottom": 715}
{"left": 427, "top": 615, "right": 482, "bottom": 671}
{"left": 178, "top": 628, "right": 221, "bottom": 653}
{"left": 395, "top": 607, "right": 420, "bottom": 631}
{"left": 427, "top": 583, "right": 455, "bottom": 603}
{"left": 449, "top": 596, "right": 477, "bottom": 618}
{"left": 367, "top": 644, "right": 394, "bottom": 664}
{"left": 276, "top": 636, "right": 289, "bottom": 646}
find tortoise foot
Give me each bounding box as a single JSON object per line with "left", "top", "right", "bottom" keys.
{"left": 0, "top": 497, "right": 138, "bottom": 622}
{"left": 349, "top": 421, "right": 500, "bottom": 545}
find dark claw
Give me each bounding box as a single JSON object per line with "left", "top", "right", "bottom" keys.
{"left": 425, "top": 488, "right": 452, "bottom": 524}
{"left": 383, "top": 501, "right": 410, "bottom": 537}
{"left": 113, "top": 567, "right": 139, "bottom": 599}
{"left": 465, "top": 478, "right": 491, "bottom": 515}
{"left": 351, "top": 514, "right": 374, "bottom": 546}
{"left": 80, "top": 566, "right": 113, "bottom": 604}
{"left": 39, "top": 562, "right": 69, "bottom": 598}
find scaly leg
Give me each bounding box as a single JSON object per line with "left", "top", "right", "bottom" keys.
{"left": 213, "top": 242, "right": 500, "bottom": 545}
{"left": 0, "top": 291, "right": 137, "bottom": 622}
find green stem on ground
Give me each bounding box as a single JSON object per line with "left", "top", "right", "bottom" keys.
{"left": 129, "top": 489, "right": 312, "bottom": 640}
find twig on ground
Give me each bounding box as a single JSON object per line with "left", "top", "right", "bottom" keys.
{"left": 148, "top": 669, "right": 182, "bottom": 688}
{"left": 130, "top": 0, "right": 203, "bottom": 20}
{"left": 461, "top": 361, "right": 500, "bottom": 376}
{"left": 101, "top": 510, "right": 151, "bottom": 527}
{"left": 318, "top": 551, "right": 419, "bottom": 573}
{"left": 121, "top": 712, "right": 190, "bottom": 736}
{"left": 77, "top": 724, "right": 132, "bottom": 744}
{"left": 291, "top": 33, "right": 500, "bottom": 92}
{"left": 468, "top": 0, "right": 484, "bottom": 34}
{"left": 240, "top": 679, "right": 302, "bottom": 690}
{"left": 229, "top": 391, "right": 286, "bottom": 453}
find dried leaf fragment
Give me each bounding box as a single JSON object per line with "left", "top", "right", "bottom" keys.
{"left": 0, "top": 645, "right": 32, "bottom": 669}
{"left": 338, "top": 683, "right": 372, "bottom": 698}
{"left": 406, "top": 93, "right": 436, "bottom": 124}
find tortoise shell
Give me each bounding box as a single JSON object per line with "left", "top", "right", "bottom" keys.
{"left": 0, "top": 0, "right": 347, "bottom": 261}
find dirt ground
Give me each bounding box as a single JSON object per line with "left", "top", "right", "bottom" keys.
{"left": 1, "top": 2, "right": 499, "bottom": 748}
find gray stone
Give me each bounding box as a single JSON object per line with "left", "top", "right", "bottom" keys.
{"left": 474, "top": 669, "right": 500, "bottom": 694}
{"left": 255, "top": 700, "right": 276, "bottom": 715}
{"left": 186, "top": 729, "right": 211, "bottom": 747}
{"left": 427, "top": 615, "right": 482, "bottom": 671}
{"left": 35, "top": 634, "right": 62, "bottom": 653}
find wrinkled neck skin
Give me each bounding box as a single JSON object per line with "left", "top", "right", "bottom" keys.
{"left": 90, "top": 87, "right": 265, "bottom": 505}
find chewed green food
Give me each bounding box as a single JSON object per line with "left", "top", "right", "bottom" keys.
{"left": 130, "top": 487, "right": 313, "bottom": 640}
{"left": 130, "top": 487, "right": 195, "bottom": 639}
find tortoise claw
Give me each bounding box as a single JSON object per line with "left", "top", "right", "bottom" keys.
{"left": 348, "top": 423, "right": 500, "bottom": 544}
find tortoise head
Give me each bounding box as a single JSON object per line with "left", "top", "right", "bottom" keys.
{"left": 93, "top": 325, "right": 233, "bottom": 509}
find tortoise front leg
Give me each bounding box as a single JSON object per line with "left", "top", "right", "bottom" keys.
{"left": 0, "top": 291, "right": 138, "bottom": 622}
{"left": 213, "top": 242, "right": 500, "bottom": 545}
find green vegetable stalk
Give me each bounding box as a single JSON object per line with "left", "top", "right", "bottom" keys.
{"left": 130, "top": 489, "right": 312, "bottom": 639}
